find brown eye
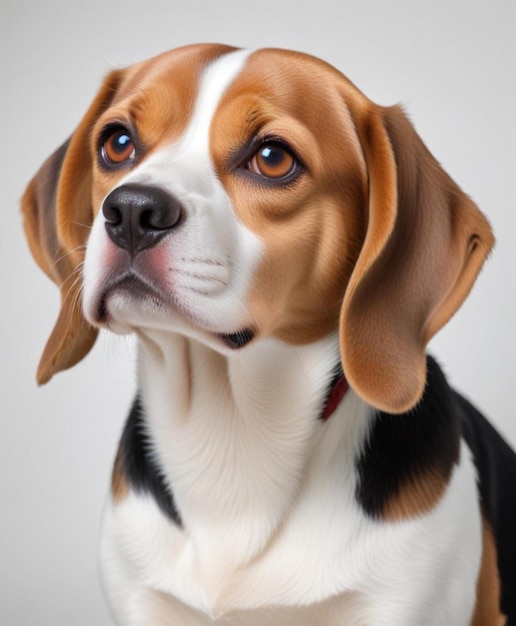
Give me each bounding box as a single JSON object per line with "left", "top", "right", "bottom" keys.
{"left": 101, "top": 129, "right": 135, "bottom": 166}
{"left": 248, "top": 142, "right": 297, "bottom": 179}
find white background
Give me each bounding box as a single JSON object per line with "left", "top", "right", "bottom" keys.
{"left": 1, "top": 1, "right": 514, "bottom": 624}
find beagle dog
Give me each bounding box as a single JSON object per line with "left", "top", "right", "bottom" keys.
{"left": 22, "top": 44, "right": 516, "bottom": 625}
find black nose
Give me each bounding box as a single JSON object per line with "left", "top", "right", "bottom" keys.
{"left": 102, "top": 184, "right": 182, "bottom": 255}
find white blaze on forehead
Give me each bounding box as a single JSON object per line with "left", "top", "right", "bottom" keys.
{"left": 179, "top": 48, "right": 253, "bottom": 155}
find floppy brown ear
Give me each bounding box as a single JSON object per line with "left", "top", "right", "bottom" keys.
{"left": 340, "top": 103, "right": 495, "bottom": 413}
{"left": 21, "top": 70, "right": 124, "bottom": 384}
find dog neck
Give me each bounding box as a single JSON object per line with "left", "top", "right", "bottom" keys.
{"left": 133, "top": 329, "right": 364, "bottom": 573}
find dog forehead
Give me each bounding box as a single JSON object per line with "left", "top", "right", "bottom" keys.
{"left": 95, "top": 45, "right": 366, "bottom": 205}
{"left": 97, "top": 45, "right": 240, "bottom": 147}
{"left": 117, "top": 43, "right": 238, "bottom": 95}
{"left": 106, "top": 46, "right": 359, "bottom": 150}
{"left": 120, "top": 44, "right": 343, "bottom": 102}
{"left": 212, "top": 48, "right": 365, "bottom": 165}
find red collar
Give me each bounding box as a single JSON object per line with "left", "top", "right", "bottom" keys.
{"left": 322, "top": 374, "right": 349, "bottom": 421}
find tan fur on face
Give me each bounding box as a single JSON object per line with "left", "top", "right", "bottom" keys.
{"left": 211, "top": 50, "right": 368, "bottom": 343}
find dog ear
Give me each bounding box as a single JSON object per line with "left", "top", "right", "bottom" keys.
{"left": 340, "top": 103, "right": 494, "bottom": 413}
{"left": 21, "top": 70, "right": 124, "bottom": 384}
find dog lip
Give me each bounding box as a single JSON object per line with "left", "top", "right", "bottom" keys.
{"left": 92, "top": 270, "right": 257, "bottom": 348}
{"left": 94, "top": 271, "right": 167, "bottom": 323}
{"left": 218, "top": 328, "right": 256, "bottom": 349}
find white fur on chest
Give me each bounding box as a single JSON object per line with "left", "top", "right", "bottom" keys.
{"left": 133, "top": 334, "right": 348, "bottom": 601}
{"left": 100, "top": 335, "right": 482, "bottom": 625}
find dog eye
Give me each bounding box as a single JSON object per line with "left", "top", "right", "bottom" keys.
{"left": 247, "top": 142, "right": 297, "bottom": 180}
{"left": 101, "top": 128, "right": 136, "bottom": 166}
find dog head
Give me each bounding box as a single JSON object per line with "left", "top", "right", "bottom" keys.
{"left": 21, "top": 44, "right": 494, "bottom": 413}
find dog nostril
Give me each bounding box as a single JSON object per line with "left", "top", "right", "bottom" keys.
{"left": 140, "top": 209, "right": 155, "bottom": 230}
{"left": 140, "top": 206, "right": 179, "bottom": 231}
{"left": 103, "top": 203, "right": 122, "bottom": 226}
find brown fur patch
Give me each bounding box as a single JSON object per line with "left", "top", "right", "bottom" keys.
{"left": 211, "top": 49, "right": 368, "bottom": 345}
{"left": 338, "top": 104, "right": 494, "bottom": 413}
{"left": 111, "top": 446, "right": 129, "bottom": 504}
{"left": 381, "top": 470, "right": 448, "bottom": 521}
{"left": 471, "top": 518, "right": 506, "bottom": 625}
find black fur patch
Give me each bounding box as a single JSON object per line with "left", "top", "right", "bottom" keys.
{"left": 355, "top": 355, "right": 461, "bottom": 518}
{"left": 355, "top": 355, "right": 516, "bottom": 621}
{"left": 116, "top": 396, "right": 182, "bottom": 526}
{"left": 458, "top": 392, "right": 516, "bottom": 622}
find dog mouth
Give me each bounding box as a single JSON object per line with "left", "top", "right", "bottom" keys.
{"left": 95, "top": 272, "right": 257, "bottom": 350}
{"left": 218, "top": 328, "right": 255, "bottom": 349}
{"left": 96, "top": 273, "right": 166, "bottom": 324}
